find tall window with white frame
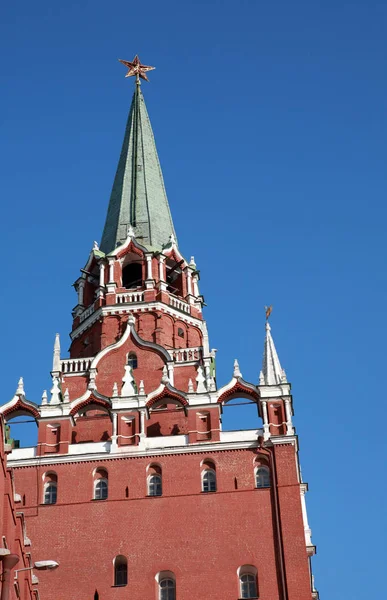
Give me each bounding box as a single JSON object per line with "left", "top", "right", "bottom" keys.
{"left": 255, "top": 465, "right": 270, "bottom": 489}
{"left": 238, "top": 566, "right": 258, "bottom": 599}
{"left": 201, "top": 459, "right": 217, "bottom": 493}
{"left": 43, "top": 472, "right": 57, "bottom": 505}
{"left": 147, "top": 464, "right": 162, "bottom": 496}
{"left": 93, "top": 468, "right": 108, "bottom": 500}
{"left": 159, "top": 577, "right": 175, "bottom": 600}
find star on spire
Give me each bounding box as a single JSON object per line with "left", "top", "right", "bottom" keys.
{"left": 119, "top": 55, "right": 155, "bottom": 83}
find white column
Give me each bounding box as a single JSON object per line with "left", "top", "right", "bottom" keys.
{"left": 98, "top": 262, "right": 105, "bottom": 298}
{"left": 106, "top": 258, "right": 116, "bottom": 293}
{"left": 111, "top": 412, "right": 118, "bottom": 451}
{"left": 300, "top": 483, "right": 313, "bottom": 547}
{"left": 99, "top": 262, "right": 105, "bottom": 287}
{"left": 261, "top": 400, "right": 270, "bottom": 440}
{"left": 159, "top": 255, "right": 165, "bottom": 281}
{"left": 167, "top": 363, "right": 174, "bottom": 387}
{"left": 139, "top": 409, "right": 146, "bottom": 442}
{"left": 192, "top": 274, "right": 200, "bottom": 297}
{"left": 78, "top": 279, "right": 85, "bottom": 306}
{"left": 145, "top": 254, "right": 154, "bottom": 289}
{"left": 158, "top": 255, "right": 167, "bottom": 291}
{"left": 284, "top": 398, "right": 294, "bottom": 435}
{"left": 146, "top": 255, "right": 153, "bottom": 279}
{"left": 186, "top": 269, "right": 193, "bottom": 295}
{"left": 108, "top": 259, "right": 115, "bottom": 283}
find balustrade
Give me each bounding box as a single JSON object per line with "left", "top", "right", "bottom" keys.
{"left": 170, "top": 347, "right": 202, "bottom": 363}
{"left": 61, "top": 358, "right": 92, "bottom": 374}
{"left": 116, "top": 291, "right": 145, "bottom": 304}
{"left": 79, "top": 304, "right": 95, "bottom": 323}
{"left": 169, "top": 294, "right": 190, "bottom": 314}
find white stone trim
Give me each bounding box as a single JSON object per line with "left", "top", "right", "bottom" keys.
{"left": 7, "top": 436, "right": 266, "bottom": 467}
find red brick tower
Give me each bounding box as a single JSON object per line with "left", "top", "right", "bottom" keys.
{"left": 1, "top": 56, "right": 319, "bottom": 600}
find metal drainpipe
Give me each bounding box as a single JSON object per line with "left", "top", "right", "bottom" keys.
{"left": 0, "top": 554, "right": 19, "bottom": 600}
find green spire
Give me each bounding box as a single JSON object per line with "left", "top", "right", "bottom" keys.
{"left": 100, "top": 82, "right": 177, "bottom": 253}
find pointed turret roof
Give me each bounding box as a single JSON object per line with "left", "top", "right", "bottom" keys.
{"left": 259, "top": 322, "right": 287, "bottom": 386}
{"left": 100, "top": 80, "right": 177, "bottom": 254}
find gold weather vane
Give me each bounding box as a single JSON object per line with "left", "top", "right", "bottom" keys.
{"left": 265, "top": 305, "right": 273, "bottom": 320}
{"left": 118, "top": 55, "right": 155, "bottom": 83}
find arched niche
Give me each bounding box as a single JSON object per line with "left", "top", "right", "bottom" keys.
{"left": 2, "top": 403, "right": 39, "bottom": 449}
{"left": 146, "top": 396, "right": 188, "bottom": 438}
{"left": 220, "top": 396, "right": 262, "bottom": 432}
{"left": 70, "top": 398, "right": 112, "bottom": 444}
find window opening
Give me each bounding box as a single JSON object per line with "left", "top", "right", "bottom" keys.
{"left": 122, "top": 263, "right": 142, "bottom": 289}
{"left": 160, "top": 578, "right": 175, "bottom": 600}
{"left": 202, "top": 469, "right": 216, "bottom": 493}
{"left": 148, "top": 474, "right": 162, "bottom": 497}
{"left": 44, "top": 483, "right": 57, "bottom": 505}
{"left": 166, "top": 259, "right": 184, "bottom": 296}
{"left": 177, "top": 328, "right": 184, "bottom": 338}
{"left": 240, "top": 573, "right": 258, "bottom": 598}
{"left": 127, "top": 353, "right": 138, "bottom": 370}
{"left": 114, "top": 556, "right": 128, "bottom": 586}
{"left": 255, "top": 466, "right": 270, "bottom": 488}
{"left": 94, "top": 479, "right": 108, "bottom": 500}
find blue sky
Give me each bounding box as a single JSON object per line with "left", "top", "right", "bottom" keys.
{"left": 1, "top": 1, "right": 387, "bottom": 597}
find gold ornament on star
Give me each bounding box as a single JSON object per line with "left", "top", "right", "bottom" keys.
{"left": 118, "top": 55, "right": 155, "bottom": 82}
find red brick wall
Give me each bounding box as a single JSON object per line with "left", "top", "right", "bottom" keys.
{"left": 12, "top": 449, "right": 278, "bottom": 600}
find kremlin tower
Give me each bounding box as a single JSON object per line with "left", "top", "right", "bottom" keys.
{"left": 1, "top": 56, "right": 318, "bottom": 600}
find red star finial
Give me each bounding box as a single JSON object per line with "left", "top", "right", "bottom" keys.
{"left": 118, "top": 55, "right": 155, "bottom": 83}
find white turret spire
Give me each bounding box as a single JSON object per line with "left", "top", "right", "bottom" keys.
{"left": 52, "top": 333, "right": 61, "bottom": 373}
{"left": 259, "top": 322, "right": 287, "bottom": 386}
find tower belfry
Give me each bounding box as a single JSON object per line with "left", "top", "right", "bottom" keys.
{"left": 1, "top": 56, "right": 319, "bottom": 600}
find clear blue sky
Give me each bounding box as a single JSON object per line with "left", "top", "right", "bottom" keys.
{"left": 1, "top": 1, "right": 386, "bottom": 597}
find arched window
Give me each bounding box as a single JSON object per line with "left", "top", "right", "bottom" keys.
{"left": 238, "top": 566, "right": 258, "bottom": 599}
{"left": 127, "top": 352, "right": 138, "bottom": 370}
{"left": 202, "top": 469, "right": 216, "bottom": 493}
{"left": 255, "top": 466, "right": 270, "bottom": 489}
{"left": 44, "top": 482, "right": 57, "bottom": 505}
{"left": 240, "top": 574, "right": 258, "bottom": 598}
{"left": 177, "top": 327, "right": 184, "bottom": 338}
{"left": 122, "top": 263, "right": 142, "bottom": 289}
{"left": 93, "top": 468, "right": 108, "bottom": 500}
{"left": 148, "top": 474, "right": 162, "bottom": 497}
{"left": 159, "top": 578, "right": 175, "bottom": 600}
{"left": 95, "top": 479, "right": 108, "bottom": 500}
{"left": 114, "top": 555, "right": 128, "bottom": 586}
{"left": 43, "top": 472, "right": 57, "bottom": 505}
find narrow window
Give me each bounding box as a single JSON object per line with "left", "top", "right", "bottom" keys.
{"left": 202, "top": 470, "right": 216, "bottom": 493}
{"left": 177, "top": 327, "right": 184, "bottom": 338}
{"left": 240, "top": 573, "right": 258, "bottom": 599}
{"left": 44, "top": 483, "right": 57, "bottom": 505}
{"left": 114, "top": 555, "right": 128, "bottom": 586}
{"left": 94, "top": 479, "right": 108, "bottom": 500}
{"left": 255, "top": 466, "right": 270, "bottom": 489}
{"left": 159, "top": 578, "right": 175, "bottom": 600}
{"left": 148, "top": 474, "right": 162, "bottom": 497}
{"left": 127, "top": 352, "right": 138, "bottom": 370}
